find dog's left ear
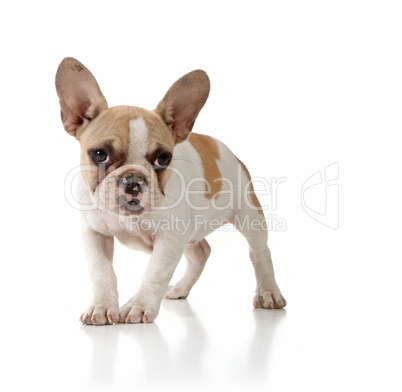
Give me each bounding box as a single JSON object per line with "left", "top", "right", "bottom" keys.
{"left": 156, "top": 70, "right": 210, "bottom": 144}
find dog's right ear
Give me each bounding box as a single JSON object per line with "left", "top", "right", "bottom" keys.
{"left": 55, "top": 57, "right": 108, "bottom": 138}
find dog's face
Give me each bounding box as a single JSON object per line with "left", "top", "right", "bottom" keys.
{"left": 78, "top": 106, "right": 175, "bottom": 215}
{"left": 56, "top": 58, "right": 210, "bottom": 216}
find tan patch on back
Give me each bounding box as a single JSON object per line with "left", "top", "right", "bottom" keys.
{"left": 235, "top": 157, "right": 263, "bottom": 215}
{"left": 188, "top": 133, "right": 222, "bottom": 199}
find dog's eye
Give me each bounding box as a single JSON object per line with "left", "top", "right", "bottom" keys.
{"left": 154, "top": 152, "right": 171, "bottom": 168}
{"left": 92, "top": 149, "right": 110, "bottom": 164}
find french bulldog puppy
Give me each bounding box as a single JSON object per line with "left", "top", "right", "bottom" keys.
{"left": 56, "top": 57, "right": 286, "bottom": 326}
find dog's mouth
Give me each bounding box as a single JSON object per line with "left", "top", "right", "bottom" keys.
{"left": 118, "top": 194, "right": 145, "bottom": 214}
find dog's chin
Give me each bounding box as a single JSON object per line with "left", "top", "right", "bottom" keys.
{"left": 99, "top": 199, "right": 146, "bottom": 217}
{"left": 118, "top": 201, "right": 145, "bottom": 216}
{"left": 117, "top": 195, "right": 146, "bottom": 216}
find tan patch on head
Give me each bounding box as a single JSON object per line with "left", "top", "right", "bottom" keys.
{"left": 188, "top": 133, "right": 222, "bottom": 199}
{"left": 142, "top": 109, "right": 176, "bottom": 191}
{"left": 143, "top": 109, "right": 175, "bottom": 155}
{"left": 79, "top": 106, "right": 132, "bottom": 190}
{"left": 235, "top": 157, "right": 264, "bottom": 215}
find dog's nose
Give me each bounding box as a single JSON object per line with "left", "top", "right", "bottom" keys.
{"left": 120, "top": 172, "right": 147, "bottom": 196}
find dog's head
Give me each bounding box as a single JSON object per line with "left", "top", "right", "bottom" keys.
{"left": 56, "top": 58, "right": 210, "bottom": 216}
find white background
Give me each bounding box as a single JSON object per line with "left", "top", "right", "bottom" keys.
{"left": 1, "top": 1, "right": 401, "bottom": 391}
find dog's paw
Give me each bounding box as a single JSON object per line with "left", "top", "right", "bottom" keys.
{"left": 119, "top": 296, "right": 160, "bottom": 324}
{"left": 80, "top": 301, "right": 119, "bottom": 326}
{"left": 166, "top": 286, "right": 189, "bottom": 300}
{"left": 253, "top": 289, "right": 287, "bottom": 309}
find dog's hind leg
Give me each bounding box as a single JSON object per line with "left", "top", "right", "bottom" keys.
{"left": 233, "top": 157, "right": 287, "bottom": 309}
{"left": 166, "top": 238, "right": 211, "bottom": 300}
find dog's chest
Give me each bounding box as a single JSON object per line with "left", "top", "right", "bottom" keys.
{"left": 86, "top": 209, "right": 154, "bottom": 253}
{"left": 115, "top": 232, "right": 154, "bottom": 253}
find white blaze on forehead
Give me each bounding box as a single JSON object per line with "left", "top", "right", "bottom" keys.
{"left": 128, "top": 117, "right": 149, "bottom": 163}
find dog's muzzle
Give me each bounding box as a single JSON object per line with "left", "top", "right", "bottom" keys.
{"left": 118, "top": 171, "right": 148, "bottom": 211}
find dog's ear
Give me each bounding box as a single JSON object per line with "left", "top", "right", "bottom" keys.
{"left": 156, "top": 70, "right": 210, "bottom": 144}
{"left": 55, "top": 57, "right": 108, "bottom": 138}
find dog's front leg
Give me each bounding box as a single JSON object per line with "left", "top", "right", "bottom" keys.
{"left": 119, "top": 235, "right": 185, "bottom": 324}
{"left": 80, "top": 225, "right": 119, "bottom": 326}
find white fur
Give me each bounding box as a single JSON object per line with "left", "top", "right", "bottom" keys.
{"left": 127, "top": 118, "right": 148, "bottom": 164}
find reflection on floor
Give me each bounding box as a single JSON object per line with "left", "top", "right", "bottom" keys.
{"left": 81, "top": 298, "right": 287, "bottom": 391}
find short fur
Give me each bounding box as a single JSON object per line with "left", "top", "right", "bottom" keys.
{"left": 55, "top": 57, "right": 286, "bottom": 325}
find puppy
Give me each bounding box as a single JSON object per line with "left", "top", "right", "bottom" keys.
{"left": 55, "top": 58, "right": 286, "bottom": 325}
